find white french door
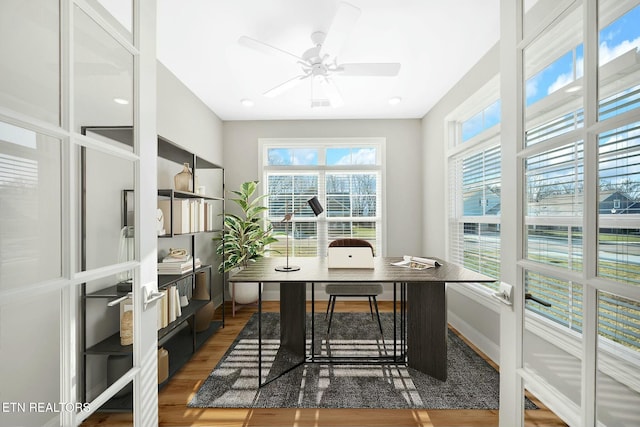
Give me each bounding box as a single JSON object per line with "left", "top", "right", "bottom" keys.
{"left": 0, "top": 1, "right": 158, "bottom": 426}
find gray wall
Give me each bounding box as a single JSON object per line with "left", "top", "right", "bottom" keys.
{"left": 84, "top": 61, "right": 224, "bottom": 400}
{"left": 222, "top": 119, "right": 423, "bottom": 258}
{"left": 157, "top": 63, "right": 223, "bottom": 166}
{"left": 421, "top": 43, "right": 501, "bottom": 359}
{"left": 222, "top": 119, "right": 423, "bottom": 301}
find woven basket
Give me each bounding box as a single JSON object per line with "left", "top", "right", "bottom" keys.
{"left": 120, "top": 310, "right": 133, "bottom": 345}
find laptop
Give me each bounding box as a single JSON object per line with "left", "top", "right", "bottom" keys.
{"left": 327, "top": 246, "right": 375, "bottom": 269}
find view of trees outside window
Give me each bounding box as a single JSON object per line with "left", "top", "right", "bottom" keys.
{"left": 264, "top": 142, "right": 382, "bottom": 257}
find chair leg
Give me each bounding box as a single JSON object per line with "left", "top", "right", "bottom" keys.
{"left": 368, "top": 297, "right": 374, "bottom": 319}
{"left": 327, "top": 295, "right": 337, "bottom": 334}
{"left": 325, "top": 296, "right": 333, "bottom": 320}
{"left": 231, "top": 283, "right": 236, "bottom": 317}
{"left": 373, "top": 296, "right": 383, "bottom": 337}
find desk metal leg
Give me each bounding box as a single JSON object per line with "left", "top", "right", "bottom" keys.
{"left": 393, "top": 282, "right": 397, "bottom": 360}
{"left": 311, "top": 282, "right": 315, "bottom": 361}
{"left": 258, "top": 282, "right": 262, "bottom": 387}
{"left": 402, "top": 282, "right": 407, "bottom": 358}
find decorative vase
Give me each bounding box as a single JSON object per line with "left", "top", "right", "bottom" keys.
{"left": 189, "top": 301, "right": 215, "bottom": 332}
{"left": 174, "top": 163, "right": 193, "bottom": 192}
{"left": 157, "top": 347, "right": 169, "bottom": 384}
{"left": 193, "top": 271, "right": 210, "bottom": 300}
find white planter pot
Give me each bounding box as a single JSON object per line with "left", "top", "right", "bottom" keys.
{"left": 230, "top": 282, "right": 262, "bottom": 304}
{"left": 229, "top": 266, "right": 262, "bottom": 305}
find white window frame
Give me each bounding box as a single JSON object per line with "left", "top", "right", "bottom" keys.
{"left": 258, "top": 137, "right": 386, "bottom": 257}
{"left": 446, "top": 74, "right": 503, "bottom": 295}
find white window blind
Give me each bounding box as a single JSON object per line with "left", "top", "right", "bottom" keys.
{"left": 262, "top": 139, "right": 383, "bottom": 257}
{"left": 448, "top": 144, "right": 501, "bottom": 288}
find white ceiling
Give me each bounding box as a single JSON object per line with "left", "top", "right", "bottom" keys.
{"left": 155, "top": 0, "right": 500, "bottom": 121}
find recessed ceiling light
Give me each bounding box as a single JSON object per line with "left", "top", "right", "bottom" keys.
{"left": 388, "top": 96, "right": 402, "bottom": 106}
{"left": 241, "top": 98, "right": 254, "bottom": 107}
{"left": 113, "top": 98, "right": 129, "bottom": 105}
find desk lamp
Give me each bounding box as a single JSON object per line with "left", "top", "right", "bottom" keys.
{"left": 275, "top": 196, "right": 324, "bottom": 272}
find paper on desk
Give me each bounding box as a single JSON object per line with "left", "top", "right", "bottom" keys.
{"left": 391, "top": 255, "right": 442, "bottom": 269}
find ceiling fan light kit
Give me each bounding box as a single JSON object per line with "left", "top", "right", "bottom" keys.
{"left": 238, "top": 1, "right": 401, "bottom": 108}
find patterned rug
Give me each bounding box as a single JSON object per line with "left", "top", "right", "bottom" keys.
{"left": 189, "top": 312, "right": 537, "bottom": 409}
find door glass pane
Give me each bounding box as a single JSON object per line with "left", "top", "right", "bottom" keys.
{"left": 74, "top": 6, "right": 134, "bottom": 134}
{"left": 0, "top": 290, "right": 62, "bottom": 426}
{"left": 524, "top": 4, "right": 583, "bottom": 147}
{"left": 598, "top": 0, "right": 640, "bottom": 121}
{"left": 525, "top": 141, "right": 584, "bottom": 270}
{"left": 0, "top": 0, "right": 59, "bottom": 125}
{"left": 597, "top": 291, "right": 640, "bottom": 425}
{"left": 523, "top": 270, "right": 582, "bottom": 409}
{"left": 597, "top": 122, "right": 640, "bottom": 286}
{"left": 0, "top": 122, "right": 62, "bottom": 290}
{"left": 96, "top": 0, "right": 133, "bottom": 41}
{"left": 84, "top": 273, "right": 136, "bottom": 410}
{"left": 82, "top": 147, "right": 135, "bottom": 273}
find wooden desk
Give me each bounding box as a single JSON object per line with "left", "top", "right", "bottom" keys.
{"left": 229, "top": 256, "right": 494, "bottom": 382}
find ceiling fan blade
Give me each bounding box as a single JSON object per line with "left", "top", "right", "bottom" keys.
{"left": 238, "top": 35, "right": 303, "bottom": 63}
{"left": 319, "top": 77, "right": 344, "bottom": 107}
{"left": 337, "top": 63, "right": 401, "bottom": 76}
{"left": 263, "top": 74, "right": 309, "bottom": 98}
{"left": 319, "top": 2, "right": 361, "bottom": 59}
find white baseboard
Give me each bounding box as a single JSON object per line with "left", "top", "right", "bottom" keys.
{"left": 519, "top": 368, "right": 581, "bottom": 427}
{"left": 447, "top": 309, "right": 500, "bottom": 365}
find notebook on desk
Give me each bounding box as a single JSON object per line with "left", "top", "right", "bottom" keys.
{"left": 327, "top": 246, "right": 375, "bottom": 269}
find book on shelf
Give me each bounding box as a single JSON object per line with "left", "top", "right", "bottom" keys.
{"left": 157, "top": 258, "right": 201, "bottom": 275}
{"left": 167, "top": 285, "right": 177, "bottom": 324}
{"left": 157, "top": 290, "right": 168, "bottom": 330}
{"left": 159, "top": 196, "right": 214, "bottom": 235}
{"left": 157, "top": 199, "right": 190, "bottom": 234}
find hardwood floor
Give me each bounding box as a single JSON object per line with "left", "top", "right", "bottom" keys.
{"left": 82, "top": 301, "right": 568, "bottom": 427}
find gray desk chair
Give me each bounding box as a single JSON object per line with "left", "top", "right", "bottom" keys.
{"left": 325, "top": 238, "right": 383, "bottom": 336}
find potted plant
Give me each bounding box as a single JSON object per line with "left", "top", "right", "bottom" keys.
{"left": 215, "top": 181, "right": 278, "bottom": 313}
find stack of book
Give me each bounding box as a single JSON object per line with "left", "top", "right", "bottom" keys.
{"left": 157, "top": 253, "right": 202, "bottom": 275}
{"left": 157, "top": 285, "right": 182, "bottom": 329}
{"left": 157, "top": 198, "right": 219, "bottom": 235}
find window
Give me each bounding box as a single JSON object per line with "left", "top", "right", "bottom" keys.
{"left": 522, "top": 2, "right": 640, "bottom": 357}
{"left": 597, "top": 122, "right": 640, "bottom": 286}
{"left": 449, "top": 144, "right": 501, "bottom": 289}
{"left": 261, "top": 139, "right": 384, "bottom": 257}
{"left": 461, "top": 99, "right": 501, "bottom": 142}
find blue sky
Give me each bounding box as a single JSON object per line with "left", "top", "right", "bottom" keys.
{"left": 527, "top": 5, "right": 640, "bottom": 106}
{"left": 268, "top": 147, "right": 376, "bottom": 165}
{"left": 463, "top": 5, "right": 640, "bottom": 142}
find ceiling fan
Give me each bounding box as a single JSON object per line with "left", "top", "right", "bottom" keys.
{"left": 238, "top": 1, "right": 401, "bottom": 107}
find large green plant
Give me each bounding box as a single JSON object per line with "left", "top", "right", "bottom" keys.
{"left": 215, "top": 181, "right": 278, "bottom": 273}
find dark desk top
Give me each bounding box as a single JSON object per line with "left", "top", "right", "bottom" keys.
{"left": 228, "top": 256, "right": 496, "bottom": 284}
